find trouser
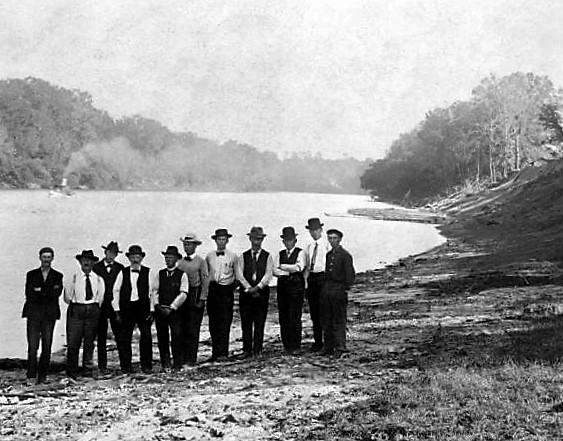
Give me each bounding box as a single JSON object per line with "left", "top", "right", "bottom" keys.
{"left": 66, "top": 303, "right": 100, "bottom": 377}
{"left": 118, "top": 300, "right": 153, "bottom": 372}
{"left": 239, "top": 287, "right": 270, "bottom": 354}
{"left": 207, "top": 282, "right": 235, "bottom": 358}
{"left": 97, "top": 301, "right": 121, "bottom": 370}
{"left": 277, "top": 280, "right": 304, "bottom": 352}
{"left": 320, "top": 281, "right": 348, "bottom": 352}
{"left": 26, "top": 318, "right": 56, "bottom": 380}
{"left": 180, "top": 287, "right": 205, "bottom": 365}
{"left": 306, "top": 272, "right": 325, "bottom": 347}
{"left": 155, "top": 308, "right": 183, "bottom": 369}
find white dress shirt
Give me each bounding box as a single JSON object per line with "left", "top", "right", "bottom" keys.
{"left": 64, "top": 271, "right": 105, "bottom": 305}
{"left": 236, "top": 249, "right": 274, "bottom": 290}
{"left": 112, "top": 268, "right": 157, "bottom": 312}
{"left": 206, "top": 250, "right": 238, "bottom": 285}
{"left": 153, "top": 267, "right": 189, "bottom": 310}
{"left": 273, "top": 247, "right": 306, "bottom": 277}
{"left": 304, "top": 237, "right": 331, "bottom": 277}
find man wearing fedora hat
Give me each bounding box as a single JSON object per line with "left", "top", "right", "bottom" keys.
{"left": 273, "top": 226, "right": 307, "bottom": 355}
{"left": 112, "top": 245, "right": 156, "bottom": 374}
{"left": 154, "top": 245, "right": 189, "bottom": 371}
{"left": 64, "top": 250, "right": 105, "bottom": 379}
{"left": 205, "top": 228, "right": 238, "bottom": 362}
{"left": 303, "top": 218, "right": 331, "bottom": 352}
{"left": 235, "top": 226, "right": 274, "bottom": 358}
{"left": 177, "top": 232, "right": 209, "bottom": 366}
{"left": 93, "top": 241, "right": 124, "bottom": 373}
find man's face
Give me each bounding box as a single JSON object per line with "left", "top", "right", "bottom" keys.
{"left": 39, "top": 252, "right": 54, "bottom": 267}
{"left": 183, "top": 241, "right": 197, "bottom": 256}
{"left": 327, "top": 234, "right": 342, "bottom": 249}
{"left": 215, "top": 236, "right": 229, "bottom": 250}
{"left": 104, "top": 250, "right": 118, "bottom": 264}
{"left": 283, "top": 238, "right": 297, "bottom": 250}
{"left": 249, "top": 236, "right": 264, "bottom": 249}
{"left": 309, "top": 228, "right": 323, "bottom": 241}
{"left": 79, "top": 258, "right": 95, "bottom": 273}
{"left": 164, "top": 254, "right": 179, "bottom": 268}
{"left": 128, "top": 254, "right": 144, "bottom": 266}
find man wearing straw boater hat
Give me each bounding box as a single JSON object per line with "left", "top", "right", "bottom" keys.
{"left": 22, "top": 247, "right": 64, "bottom": 385}
{"left": 93, "top": 241, "right": 124, "bottom": 374}
{"left": 303, "top": 217, "right": 330, "bottom": 352}
{"left": 236, "top": 226, "right": 274, "bottom": 358}
{"left": 205, "top": 228, "right": 238, "bottom": 362}
{"left": 64, "top": 250, "right": 105, "bottom": 380}
{"left": 177, "top": 232, "right": 209, "bottom": 367}
{"left": 154, "top": 245, "right": 189, "bottom": 371}
{"left": 112, "top": 245, "right": 156, "bottom": 374}
{"left": 273, "top": 226, "right": 307, "bottom": 355}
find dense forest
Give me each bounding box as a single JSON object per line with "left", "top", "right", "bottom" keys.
{"left": 0, "top": 77, "right": 367, "bottom": 193}
{"left": 361, "top": 72, "right": 563, "bottom": 202}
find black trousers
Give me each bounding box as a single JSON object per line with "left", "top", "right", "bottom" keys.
{"left": 180, "top": 287, "right": 205, "bottom": 365}
{"left": 277, "top": 279, "right": 304, "bottom": 352}
{"left": 66, "top": 303, "right": 100, "bottom": 377}
{"left": 320, "top": 281, "right": 348, "bottom": 352}
{"left": 26, "top": 318, "right": 56, "bottom": 380}
{"left": 207, "top": 282, "right": 234, "bottom": 358}
{"left": 239, "top": 287, "right": 270, "bottom": 354}
{"left": 306, "top": 272, "right": 325, "bottom": 347}
{"left": 118, "top": 301, "right": 153, "bottom": 372}
{"left": 155, "top": 309, "right": 183, "bottom": 369}
{"left": 97, "top": 301, "right": 121, "bottom": 370}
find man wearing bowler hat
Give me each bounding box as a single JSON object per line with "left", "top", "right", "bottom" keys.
{"left": 22, "top": 247, "right": 64, "bottom": 384}
{"left": 205, "top": 228, "right": 238, "bottom": 362}
{"left": 236, "top": 226, "right": 274, "bottom": 358}
{"left": 303, "top": 218, "right": 331, "bottom": 352}
{"left": 93, "top": 241, "right": 124, "bottom": 373}
{"left": 64, "top": 250, "right": 105, "bottom": 379}
{"left": 154, "top": 245, "right": 189, "bottom": 371}
{"left": 112, "top": 245, "right": 156, "bottom": 374}
{"left": 273, "top": 226, "right": 307, "bottom": 355}
{"left": 177, "top": 232, "right": 209, "bottom": 366}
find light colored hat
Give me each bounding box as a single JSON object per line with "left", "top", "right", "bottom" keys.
{"left": 180, "top": 232, "right": 202, "bottom": 245}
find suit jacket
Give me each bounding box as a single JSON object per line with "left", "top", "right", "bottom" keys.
{"left": 93, "top": 260, "right": 124, "bottom": 305}
{"left": 22, "top": 267, "right": 64, "bottom": 321}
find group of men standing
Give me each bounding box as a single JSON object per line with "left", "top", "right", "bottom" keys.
{"left": 22, "top": 218, "right": 355, "bottom": 384}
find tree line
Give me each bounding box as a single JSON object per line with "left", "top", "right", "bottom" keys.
{"left": 360, "top": 72, "right": 563, "bottom": 202}
{"left": 0, "top": 77, "right": 368, "bottom": 193}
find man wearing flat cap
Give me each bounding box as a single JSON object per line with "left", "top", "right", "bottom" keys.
{"left": 236, "top": 226, "right": 274, "bottom": 358}
{"left": 64, "top": 250, "right": 105, "bottom": 379}
{"left": 112, "top": 245, "right": 156, "bottom": 374}
{"left": 205, "top": 228, "right": 238, "bottom": 362}
{"left": 303, "top": 217, "right": 331, "bottom": 352}
{"left": 322, "top": 229, "right": 355, "bottom": 358}
{"left": 273, "top": 226, "right": 307, "bottom": 355}
{"left": 22, "top": 247, "right": 64, "bottom": 384}
{"left": 93, "top": 241, "right": 124, "bottom": 373}
{"left": 177, "top": 232, "right": 209, "bottom": 366}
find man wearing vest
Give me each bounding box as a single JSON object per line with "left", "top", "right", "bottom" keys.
{"left": 93, "top": 241, "right": 124, "bottom": 373}
{"left": 303, "top": 217, "right": 330, "bottom": 352}
{"left": 205, "top": 228, "right": 237, "bottom": 362}
{"left": 236, "top": 226, "right": 274, "bottom": 358}
{"left": 154, "top": 245, "right": 189, "bottom": 371}
{"left": 22, "top": 247, "right": 64, "bottom": 385}
{"left": 113, "top": 245, "right": 156, "bottom": 374}
{"left": 322, "top": 229, "right": 355, "bottom": 359}
{"left": 177, "top": 232, "right": 209, "bottom": 367}
{"left": 273, "top": 226, "right": 306, "bottom": 355}
{"left": 64, "top": 250, "right": 105, "bottom": 380}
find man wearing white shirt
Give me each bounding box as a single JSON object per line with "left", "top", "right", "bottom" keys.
{"left": 64, "top": 250, "right": 105, "bottom": 379}
{"left": 112, "top": 245, "right": 156, "bottom": 374}
{"left": 304, "top": 218, "right": 330, "bottom": 352}
{"left": 273, "top": 226, "right": 306, "bottom": 355}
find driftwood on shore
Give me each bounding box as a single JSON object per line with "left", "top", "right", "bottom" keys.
{"left": 347, "top": 207, "right": 447, "bottom": 224}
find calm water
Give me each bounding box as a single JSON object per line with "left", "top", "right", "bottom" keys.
{"left": 0, "top": 190, "right": 445, "bottom": 358}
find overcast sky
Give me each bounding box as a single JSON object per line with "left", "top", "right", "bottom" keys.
{"left": 1, "top": 0, "right": 562, "bottom": 159}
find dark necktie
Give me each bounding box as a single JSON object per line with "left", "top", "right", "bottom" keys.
{"left": 185, "top": 256, "right": 192, "bottom": 262}
{"left": 216, "top": 251, "right": 225, "bottom": 257}
{"left": 85, "top": 274, "right": 93, "bottom": 301}
{"left": 131, "top": 269, "right": 140, "bottom": 274}
{"left": 311, "top": 242, "right": 318, "bottom": 272}
{"left": 251, "top": 251, "right": 258, "bottom": 281}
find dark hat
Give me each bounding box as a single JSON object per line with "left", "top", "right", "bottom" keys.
{"left": 247, "top": 226, "right": 267, "bottom": 239}
{"left": 75, "top": 250, "right": 99, "bottom": 262}
{"left": 280, "top": 226, "right": 298, "bottom": 240}
{"left": 125, "top": 244, "right": 146, "bottom": 257}
{"left": 161, "top": 245, "right": 182, "bottom": 258}
{"left": 39, "top": 246, "right": 54, "bottom": 256}
{"left": 211, "top": 228, "right": 233, "bottom": 239}
{"left": 305, "top": 218, "right": 324, "bottom": 230}
{"left": 180, "top": 232, "right": 202, "bottom": 245}
{"left": 102, "top": 241, "right": 122, "bottom": 254}
{"left": 326, "top": 229, "right": 344, "bottom": 238}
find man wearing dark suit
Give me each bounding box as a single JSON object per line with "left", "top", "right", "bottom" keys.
{"left": 22, "top": 247, "right": 64, "bottom": 384}
{"left": 93, "top": 241, "right": 124, "bottom": 373}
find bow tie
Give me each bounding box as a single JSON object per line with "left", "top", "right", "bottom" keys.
{"left": 131, "top": 269, "right": 140, "bottom": 274}
{"left": 184, "top": 256, "right": 192, "bottom": 262}
{"left": 216, "top": 251, "right": 225, "bottom": 256}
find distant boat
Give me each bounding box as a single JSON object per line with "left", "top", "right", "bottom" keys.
{"left": 48, "top": 189, "right": 73, "bottom": 198}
